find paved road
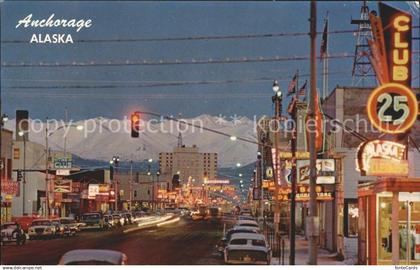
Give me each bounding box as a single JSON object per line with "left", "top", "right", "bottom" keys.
{"left": 1, "top": 217, "right": 225, "bottom": 265}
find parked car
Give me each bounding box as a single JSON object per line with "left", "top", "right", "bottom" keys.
{"left": 112, "top": 214, "right": 125, "bottom": 227}
{"left": 121, "top": 212, "right": 132, "bottom": 225}
{"left": 224, "top": 233, "right": 271, "bottom": 265}
{"left": 80, "top": 213, "right": 106, "bottom": 230}
{"left": 103, "top": 215, "right": 116, "bottom": 229}
{"left": 28, "top": 219, "right": 56, "bottom": 239}
{"left": 235, "top": 220, "right": 259, "bottom": 229}
{"left": 1, "top": 222, "right": 26, "bottom": 245}
{"left": 237, "top": 215, "right": 255, "bottom": 221}
{"left": 59, "top": 249, "right": 128, "bottom": 265}
{"left": 51, "top": 220, "right": 65, "bottom": 237}
{"left": 59, "top": 218, "right": 79, "bottom": 236}
{"left": 216, "top": 226, "right": 259, "bottom": 253}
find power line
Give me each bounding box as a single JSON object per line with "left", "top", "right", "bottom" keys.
{"left": 3, "top": 71, "right": 349, "bottom": 90}
{"left": 1, "top": 26, "right": 419, "bottom": 44}
{"left": 3, "top": 51, "right": 418, "bottom": 68}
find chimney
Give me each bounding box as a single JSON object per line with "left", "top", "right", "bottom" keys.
{"left": 16, "top": 110, "right": 29, "bottom": 141}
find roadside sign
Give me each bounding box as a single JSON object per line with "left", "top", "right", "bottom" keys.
{"left": 367, "top": 83, "right": 418, "bottom": 134}
{"left": 56, "top": 169, "right": 70, "bottom": 176}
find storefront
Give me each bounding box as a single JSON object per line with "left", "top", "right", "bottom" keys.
{"left": 358, "top": 178, "right": 420, "bottom": 265}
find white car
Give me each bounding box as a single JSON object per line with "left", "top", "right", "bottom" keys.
{"left": 1, "top": 222, "right": 26, "bottom": 245}
{"left": 59, "top": 249, "right": 128, "bottom": 265}
{"left": 235, "top": 220, "right": 259, "bottom": 229}
{"left": 28, "top": 219, "right": 56, "bottom": 239}
{"left": 224, "top": 233, "right": 271, "bottom": 265}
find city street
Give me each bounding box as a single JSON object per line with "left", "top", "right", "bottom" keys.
{"left": 1, "top": 218, "right": 224, "bottom": 265}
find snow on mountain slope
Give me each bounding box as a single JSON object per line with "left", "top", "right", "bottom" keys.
{"left": 4, "top": 115, "right": 258, "bottom": 167}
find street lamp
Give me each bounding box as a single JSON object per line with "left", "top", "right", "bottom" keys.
{"left": 110, "top": 155, "right": 120, "bottom": 212}
{"left": 236, "top": 163, "right": 241, "bottom": 168}
{"left": 271, "top": 80, "right": 283, "bottom": 236}
{"left": 230, "top": 136, "right": 237, "bottom": 141}
{"left": 1, "top": 114, "right": 8, "bottom": 123}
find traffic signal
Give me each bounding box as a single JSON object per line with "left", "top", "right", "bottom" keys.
{"left": 17, "top": 170, "right": 23, "bottom": 182}
{"left": 131, "top": 111, "right": 141, "bottom": 138}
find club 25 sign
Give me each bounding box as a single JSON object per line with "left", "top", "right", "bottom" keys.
{"left": 366, "top": 3, "right": 418, "bottom": 134}
{"left": 367, "top": 83, "right": 418, "bottom": 134}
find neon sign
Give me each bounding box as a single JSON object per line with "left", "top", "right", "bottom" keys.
{"left": 356, "top": 140, "right": 409, "bottom": 176}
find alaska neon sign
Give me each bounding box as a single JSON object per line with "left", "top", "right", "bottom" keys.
{"left": 356, "top": 140, "right": 408, "bottom": 177}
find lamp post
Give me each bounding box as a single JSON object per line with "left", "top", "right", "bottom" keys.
{"left": 148, "top": 159, "right": 153, "bottom": 211}
{"left": 110, "top": 156, "right": 120, "bottom": 211}
{"left": 156, "top": 170, "right": 160, "bottom": 210}
{"left": 18, "top": 131, "right": 27, "bottom": 216}
{"left": 129, "top": 160, "right": 133, "bottom": 211}
{"left": 271, "top": 80, "right": 282, "bottom": 234}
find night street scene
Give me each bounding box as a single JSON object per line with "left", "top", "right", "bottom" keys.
{"left": 0, "top": 1, "right": 419, "bottom": 268}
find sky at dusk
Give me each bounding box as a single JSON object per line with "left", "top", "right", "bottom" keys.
{"left": 1, "top": 1, "right": 419, "bottom": 121}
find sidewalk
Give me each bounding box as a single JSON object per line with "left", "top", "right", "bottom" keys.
{"left": 271, "top": 236, "right": 346, "bottom": 265}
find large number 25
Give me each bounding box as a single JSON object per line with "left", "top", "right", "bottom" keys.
{"left": 377, "top": 93, "right": 409, "bottom": 125}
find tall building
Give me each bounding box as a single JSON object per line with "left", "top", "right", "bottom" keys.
{"left": 159, "top": 145, "right": 217, "bottom": 187}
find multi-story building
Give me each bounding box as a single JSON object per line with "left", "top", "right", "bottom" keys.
{"left": 323, "top": 86, "right": 420, "bottom": 262}
{"left": 1, "top": 128, "right": 15, "bottom": 222}
{"left": 159, "top": 145, "right": 217, "bottom": 187}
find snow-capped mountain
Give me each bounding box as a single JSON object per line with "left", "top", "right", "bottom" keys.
{"left": 5, "top": 114, "right": 258, "bottom": 167}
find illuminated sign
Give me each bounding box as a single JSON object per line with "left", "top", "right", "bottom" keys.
{"left": 204, "top": 179, "right": 230, "bottom": 185}
{"left": 292, "top": 185, "right": 334, "bottom": 202}
{"left": 88, "top": 184, "right": 110, "bottom": 199}
{"left": 367, "top": 83, "right": 418, "bottom": 134}
{"left": 53, "top": 180, "right": 72, "bottom": 193}
{"left": 379, "top": 3, "right": 412, "bottom": 86}
{"left": 356, "top": 140, "right": 408, "bottom": 177}
{"left": 296, "top": 159, "right": 335, "bottom": 184}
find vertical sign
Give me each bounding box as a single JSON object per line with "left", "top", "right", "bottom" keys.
{"left": 379, "top": 2, "right": 412, "bottom": 87}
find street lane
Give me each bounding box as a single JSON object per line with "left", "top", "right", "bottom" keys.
{"left": 1, "top": 217, "right": 224, "bottom": 265}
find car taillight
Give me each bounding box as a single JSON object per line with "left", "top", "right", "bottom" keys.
{"left": 121, "top": 254, "right": 128, "bottom": 265}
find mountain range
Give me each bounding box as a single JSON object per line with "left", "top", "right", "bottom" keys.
{"left": 5, "top": 114, "right": 259, "bottom": 168}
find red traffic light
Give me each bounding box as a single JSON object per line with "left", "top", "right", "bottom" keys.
{"left": 131, "top": 111, "right": 141, "bottom": 138}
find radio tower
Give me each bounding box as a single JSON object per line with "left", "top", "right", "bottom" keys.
{"left": 351, "top": 1, "right": 375, "bottom": 86}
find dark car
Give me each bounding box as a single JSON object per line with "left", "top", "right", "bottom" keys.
{"left": 80, "top": 213, "right": 106, "bottom": 231}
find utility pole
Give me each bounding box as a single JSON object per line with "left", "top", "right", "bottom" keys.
{"left": 45, "top": 118, "right": 50, "bottom": 218}
{"left": 22, "top": 133, "right": 27, "bottom": 215}
{"left": 289, "top": 98, "right": 298, "bottom": 265}
{"left": 308, "top": 0, "right": 318, "bottom": 264}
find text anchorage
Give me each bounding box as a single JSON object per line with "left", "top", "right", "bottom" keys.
{"left": 16, "top": 14, "right": 92, "bottom": 44}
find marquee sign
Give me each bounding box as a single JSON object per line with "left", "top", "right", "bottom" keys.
{"left": 290, "top": 185, "right": 334, "bottom": 202}
{"left": 356, "top": 139, "right": 409, "bottom": 177}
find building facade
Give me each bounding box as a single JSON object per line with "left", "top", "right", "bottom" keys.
{"left": 159, "top": 145, "right": 218, "bottom": 187}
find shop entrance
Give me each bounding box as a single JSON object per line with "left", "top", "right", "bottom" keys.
{"left": 398, "top": 193, "right": 420, "bottom": 265}
{"left": 377, "top": 192, "right": 420, "bottom": 265}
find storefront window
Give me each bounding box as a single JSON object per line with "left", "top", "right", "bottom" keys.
{"left": 399, "top": 193, "right": 420, "bottom": 265}
{"left": 378, "top": 195, "right": 392, "bottom": 262}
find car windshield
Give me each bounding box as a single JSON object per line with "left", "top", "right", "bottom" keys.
{"left": 60, "top": 219, "right": 75, "bottom": 224}
{"left": 83, "top": 214, "right": 100, "bottom": 220}
{"left": 2, "top": 224, "right": 17, "bottom": 230}
{"left": 238, "top": 223, "right": 258, "bottom": 228}
{"left": 230, "top": 239, "right": 248, "bottom": 245}
{"left": 252, "top": 240, "right": 266, "bottom": 247}
{"left": 32, "top": 220, "right": 51, "bottom": 226}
